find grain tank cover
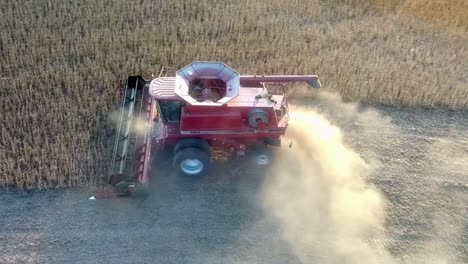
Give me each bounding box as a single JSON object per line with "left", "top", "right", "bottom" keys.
{"left": 175, "top": 61, "right": 240, "bottom": 106}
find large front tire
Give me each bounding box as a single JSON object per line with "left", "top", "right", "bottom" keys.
{"left": 173, "top": 138, "right": 210, "bottom": 155}
{"left": 173, "top": 147, "right": 210, "bottom": 177}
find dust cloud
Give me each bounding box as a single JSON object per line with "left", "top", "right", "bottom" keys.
{"left": 108, "top": 109, "right": 152, "bottom": 137}
{"left": 259, "top": 89, "right": 468, "bottom": 263}
{"left": 261, "top": 106, "right": 395, "bottom": 264}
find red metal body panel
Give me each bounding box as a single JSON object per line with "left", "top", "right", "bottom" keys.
{"left": 148, "top": 75, "right": 297, "bottom": 151}
{"left": 181, "top": 107, "right": 243, "bottom": 131}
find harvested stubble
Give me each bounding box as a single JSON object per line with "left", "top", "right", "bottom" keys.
{"left": 1, "top": 0, "right": 467, "bottom": 189}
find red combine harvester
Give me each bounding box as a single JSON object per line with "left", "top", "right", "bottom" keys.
{"left": 94, "top": 62, "right": 320, "bottom": 199}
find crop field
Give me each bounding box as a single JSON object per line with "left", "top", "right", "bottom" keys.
{"left": 1, "top": 0, "right": 467, "bottom": 188}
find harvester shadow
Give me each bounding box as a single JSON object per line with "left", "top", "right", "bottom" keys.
{"left": 140, "top": 152, "right": 270, "bottom": 252}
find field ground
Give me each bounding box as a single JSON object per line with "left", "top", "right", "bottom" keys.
{"left": 0, "top": 102, "right": 467, "bottom": 263}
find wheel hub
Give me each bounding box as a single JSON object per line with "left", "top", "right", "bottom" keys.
{"left": 180, "top": 159, "right": 204, "bottom": 175}
{"left": 256, "top": 154, "right": 270, "bottom": 166}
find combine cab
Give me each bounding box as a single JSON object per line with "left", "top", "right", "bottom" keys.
{"left": 97, "top": 61, "right": 320, "bottom": 198}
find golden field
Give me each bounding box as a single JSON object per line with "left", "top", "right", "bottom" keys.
{"left": 1, "top": 0, "right": 467, "bottom": 189}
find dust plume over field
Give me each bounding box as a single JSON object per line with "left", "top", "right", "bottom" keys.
{"left": 259, "top": 93, "right": 466, "bottom": 263}
{"left": 261, "top": 106, "right": 395, "bottom": 263}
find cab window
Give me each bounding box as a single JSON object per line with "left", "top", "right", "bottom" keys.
{"left": 157, "top": 100, "right": 182, "bottom": 123}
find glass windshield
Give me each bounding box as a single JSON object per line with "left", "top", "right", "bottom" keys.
{"left": 157, "top": 100, "right": 182, "bottom": 123}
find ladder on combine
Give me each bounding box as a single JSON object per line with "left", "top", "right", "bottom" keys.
{"left": 108, "top": 76, "right": 153, "bottom": 195}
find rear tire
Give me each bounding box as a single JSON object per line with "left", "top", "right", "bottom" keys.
{"left": 173, "top": 147, "right": 210, "bottom": 177}
{"left": 248, "top": 145, "right": 273, "bottom": 168}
